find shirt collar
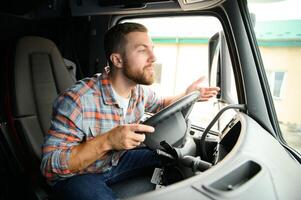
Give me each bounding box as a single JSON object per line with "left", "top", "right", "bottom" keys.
{"left": 98, "top": 72, "right": 137, "bottom": 105}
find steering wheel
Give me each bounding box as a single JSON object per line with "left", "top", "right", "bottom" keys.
{"left": 142, "top": 91, "right": 200, "bottom": 150}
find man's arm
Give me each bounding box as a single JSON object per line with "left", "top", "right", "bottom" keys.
{"left": 163, "top": 92, "right": 186, "bottom": 107}
{"left": 67, "top": 133, "right": 111, "bottom": 172}
{"left": 68, "top": 124, "right": 154, "bottom": 172}
{"left": 163, "top": 77, "right": 220, "bottom": 107}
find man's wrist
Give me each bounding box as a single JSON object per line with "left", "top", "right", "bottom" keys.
{"left": 95, "top": 133, "right": 113, "bottom": 156}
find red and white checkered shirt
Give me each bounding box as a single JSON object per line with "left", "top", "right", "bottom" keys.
{"left": 40, "top": 73, "right": 164, "bottom": 185}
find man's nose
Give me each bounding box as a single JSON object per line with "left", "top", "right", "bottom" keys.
{"left": 149, "top": 50, "right": 156, "bottom": 63}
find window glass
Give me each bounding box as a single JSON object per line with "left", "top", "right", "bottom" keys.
{"left": 247, "top": 0, "right": 301, "bottom": 153}
{"left": 266, "top": 71, "right": 286, "bottom": 98}
{"left": 124, "top": 16, "right": 238, "bottom": 131}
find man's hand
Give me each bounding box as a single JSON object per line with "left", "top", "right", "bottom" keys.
{"left": 106, "top": 124, "right": 155, "bottom": 150}
{"left": 68, "top": 124, "right": 154, "bottom": 172}
{"left": 185, "top": 76, "right": 220, "bottom": 101}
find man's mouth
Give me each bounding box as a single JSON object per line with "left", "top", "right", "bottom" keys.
{"left": 145, "top": 65, "right": 154, "bottom": 73}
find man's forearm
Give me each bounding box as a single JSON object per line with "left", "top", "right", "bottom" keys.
{"left": 68, "top": 133, "right": 112, "bottom": 172}
{"left": 163, "top": 92, "right": 185, "bottom": 107}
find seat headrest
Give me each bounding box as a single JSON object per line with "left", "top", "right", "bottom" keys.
{"left": 13, "top": 36, "right": 75, "bottom": 117}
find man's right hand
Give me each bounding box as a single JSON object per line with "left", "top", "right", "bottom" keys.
{"left": 68, "top": 124, "right": 154, "bottom": 172}
{"left": 106, "top": 124, "right": 155, "bottom": 150}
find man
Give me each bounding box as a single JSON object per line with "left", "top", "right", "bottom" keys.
{"left": 40, "top": 22, "right": 219, "bottom": 200}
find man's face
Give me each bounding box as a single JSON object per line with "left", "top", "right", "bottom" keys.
{"left": 122, "top": 31, "right": 156, "bottom": 85}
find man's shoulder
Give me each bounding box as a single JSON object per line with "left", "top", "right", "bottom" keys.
{"left": 68, "top": 75, "right": 101, "bottom": 96}
{"left": 136, "top": 84, "right": 155, "bottom": 96}
{"left": 56, "top": 75, "right": 102, "bottom": 103}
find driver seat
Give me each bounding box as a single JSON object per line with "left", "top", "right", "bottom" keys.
{"left": 12, "top": 36, "right": 75, "bottom": 161}
{"left": 10, "top": 36, "right": 76, "bottom": 199}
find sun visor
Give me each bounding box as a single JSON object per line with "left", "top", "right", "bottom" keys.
{"left": 70, "top": 0, "right": 180, "bottom": 16}
{"left": 98, "top": 0, "right": 172, "bottom": 7}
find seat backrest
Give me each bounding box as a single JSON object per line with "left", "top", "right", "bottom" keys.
{"left": 12, "top": 36, "right": 75, "bottom": 159}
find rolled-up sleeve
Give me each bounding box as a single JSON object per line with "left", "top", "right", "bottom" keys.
{"left": 40, "top": 92, "right": 84, "bottom": 183}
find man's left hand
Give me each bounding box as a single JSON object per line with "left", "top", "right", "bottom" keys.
{"left": 185, "top": 76, "right": 220, "bottom": 101}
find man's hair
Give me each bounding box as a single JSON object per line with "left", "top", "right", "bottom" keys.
{"left": 104, "top": 22, "right": 148, "bottom": 68}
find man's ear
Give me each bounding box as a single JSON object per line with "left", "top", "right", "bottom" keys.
{"left": 110, "top": 53, "right": 123, "bottom": 69}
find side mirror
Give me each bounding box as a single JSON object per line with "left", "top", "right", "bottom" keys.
{"left": 208, "top": 32, "right": 222, "bottom": 98}
{"left": 208, "top": 31, "right": 238, "bottom": 104}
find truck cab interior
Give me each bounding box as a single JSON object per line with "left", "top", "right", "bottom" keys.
{"left": 1, "top": 0, "right": 301, "bottom": 200}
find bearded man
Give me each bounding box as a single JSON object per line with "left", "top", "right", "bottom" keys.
{"left": 41, "top": 22, "right": 219, "bottom": 200}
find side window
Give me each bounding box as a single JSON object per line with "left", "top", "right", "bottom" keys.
{"left": 124, "top": 16, "right": 238, "bottom": 131}
{"left": 248, "top": 0, "right": 301, "bottom": 153}
{"left": 266, "top": 71, "right": 286, "bottom": 99}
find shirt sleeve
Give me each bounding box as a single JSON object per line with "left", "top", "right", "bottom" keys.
{"left": 142, "top": 86, "right": 164, "bottom": 113}
{"left": 40, "top": 91, "right": 84, "bottom": 183}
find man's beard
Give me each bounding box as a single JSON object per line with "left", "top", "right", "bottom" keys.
{"left": 122, "top": 59, "right": 155, "bottom": 85}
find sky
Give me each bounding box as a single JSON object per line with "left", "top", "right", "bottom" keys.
{"left": 248, "top": 0, "right": 301, "bottom": 21}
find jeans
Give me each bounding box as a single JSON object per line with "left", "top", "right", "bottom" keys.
{"left": 53, "top": 148, "right": 160, "bottom": 200}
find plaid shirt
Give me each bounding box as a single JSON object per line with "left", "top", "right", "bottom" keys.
{"left": 40, "top": 73, "right": 164, "bottom": 185}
